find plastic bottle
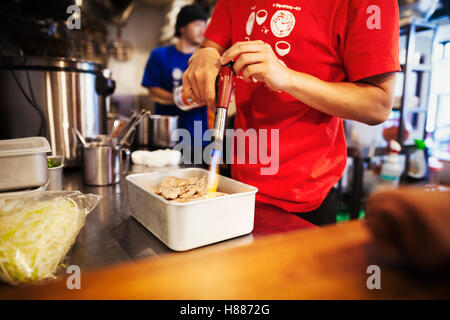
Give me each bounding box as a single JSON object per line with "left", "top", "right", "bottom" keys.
{"left": 428, "top": 156, "right": 444, "bottom": 186}
{"left": 380, "top": 140, "right": 402, "bottom": 187}
{"left": 173, "top": 86, "right": 200, "bottom": 111}
{"left": 408, "top": 139, "right": 427, "bottom": 179}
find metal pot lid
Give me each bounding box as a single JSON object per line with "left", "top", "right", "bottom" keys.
{"left": 0, "top": 56, "right": 104, "bottom": 73}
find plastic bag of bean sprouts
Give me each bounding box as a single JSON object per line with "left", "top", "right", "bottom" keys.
{"left": 0, "top": 191, "right": 100, "bottom": 285}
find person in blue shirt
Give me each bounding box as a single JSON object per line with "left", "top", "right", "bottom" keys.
{"left": 142, "top": 5, "right": 209, "bottom": 157}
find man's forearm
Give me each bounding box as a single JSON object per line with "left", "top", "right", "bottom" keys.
{"left": 148, "top": 87, "right": 174, "bottom": 105}
{"left": 284, "top": 70, "right": 396, "bottom": 126}
{"left": 199, "top": 38, "right": 226, "bottom": 55}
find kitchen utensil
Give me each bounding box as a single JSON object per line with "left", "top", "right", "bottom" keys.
{"left": 119, "top": 109, "right": 151, "bottom": 148}
{"left": 47, "top": 155, "right": 64, "bottom": 191}
{"left": 82, "top": 141, "right": 130, "bottom": 186}
{"left": 126, "top": 168, "right": 258, "bottom": 251}
{"left": 212, "top": 61, "right": 236, "bottom": 143}
{"left": 208, "top": 62, "right": 236, "bottom": 192}
{"left": 116, "top": 110, "right": 137, "bottom": 143}
{"left": 0, "top": 56, "right": 115, "bottom": 167}
{"left": 120, "top": 110, "right": 138, "bottom": 136}
{"left": 149, "top": 115, "right": 180, "bottom": 148}
{"left": 135, "top": 114, "right": 179, "bottom": 148}
{"left": 73, "top": 127, "right": 88, "bottom": 147}
{"left": 110, "top": 119, "right": 126, "bottom": 138}
{"left": 134, "top": 114, "right": 151, "bottom": 147}
{"left": 0, "top": 137, "right": 51, "bottom": 192}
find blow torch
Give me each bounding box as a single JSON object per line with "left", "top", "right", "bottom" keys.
{"left": 213, "top": 61, "right": 235, "bottom": 144}
{"left": 207, "top": 61, "right": 236, "bottom": 192}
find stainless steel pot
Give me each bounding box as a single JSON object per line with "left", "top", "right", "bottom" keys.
{"left": 134, "top": 115, "right": 179, "bottom": 149}
{"left": 0, "top": 56, "right": 115, "bottom": 167}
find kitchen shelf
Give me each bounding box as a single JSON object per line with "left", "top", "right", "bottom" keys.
{"left": 413, "top": 65, "right": 432, "bottom": 72}
{"left": 408, "top": 108, "right": 429, "bottom": 113}
{"left": 399, "top": 17, "right": 437, "bottom": 33}
{"left": 397, "top": 18, "right": 438, "bottom": 183}
{"left": 400, "top": 64, "right": 432, "bottom": 72}
{"left": 343, "top": 18, "right": 439, "bottom": 221}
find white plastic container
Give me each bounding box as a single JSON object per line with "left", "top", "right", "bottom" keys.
{"left": 380, "top": 153, "right": 402, "bottom": 184}
{"left": 0, "top": 137, "right": 51, "bottom": 192}
{"left": 126, "top": 168, "right": 258, "bottom": 251}
{"left": 47, "top": 156, "right": 64, "bottom": 191}
{"left": 380, "top": 140, "right": 402, "bottom": 188}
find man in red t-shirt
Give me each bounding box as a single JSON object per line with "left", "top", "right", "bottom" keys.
{"left": 182, "top": 0, "right": 400, "bottom": 225}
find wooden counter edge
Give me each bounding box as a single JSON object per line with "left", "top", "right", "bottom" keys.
{"left": 1, "top": 220, "right": 449, "bottom": 300}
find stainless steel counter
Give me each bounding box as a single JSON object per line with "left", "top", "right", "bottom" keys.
{"left": 62, "top": 164, "right": 255, "bottom": 273}
{"left": 0, "top": 163, "right": 316, "bottom": 289}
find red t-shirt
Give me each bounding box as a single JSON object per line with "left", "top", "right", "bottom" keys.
{"left": 204, "top": 0, "right": 400, "bottom": 212}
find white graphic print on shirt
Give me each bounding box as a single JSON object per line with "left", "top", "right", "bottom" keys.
{"left": 256, "top": 10, "right": 268, "bottom": 25}
{"left": 246, "top": 11, "right": 256, "bottom": 36}
{"left": 243, "top": 3, "right": 301, "bottom": 59}
{"left": 172, "top": 67, "right": 182, "bottom": 88}
{"left": 274, "top": 41, "right": 290, "bottom": 56}
{"left": 270, "top": 10, "right": 295, "bottom": 38}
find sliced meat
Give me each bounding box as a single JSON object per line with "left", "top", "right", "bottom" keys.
{"left": 151, "top": 176, "right": 209, "bottom": 201}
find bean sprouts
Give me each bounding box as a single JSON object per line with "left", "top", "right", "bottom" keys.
{"left": 0, "top": 197, "right": 85, "bottom": 285}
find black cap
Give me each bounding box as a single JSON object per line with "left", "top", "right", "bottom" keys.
{"left": 175, "top": 5, "right": 207, "bottom": 37}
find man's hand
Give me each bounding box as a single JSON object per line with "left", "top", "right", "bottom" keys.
{"left": 182, "top": 46, "right": 222, "bottom": 110}
{"left": 221, "top": 40, "right": 291, "bottom": 92}
{"left": 147, "top": 87, "right": 175, "bottom": 105}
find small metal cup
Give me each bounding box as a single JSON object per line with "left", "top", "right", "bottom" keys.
{"left": 82, "top": 141, "right": 130, "bottom": 186}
